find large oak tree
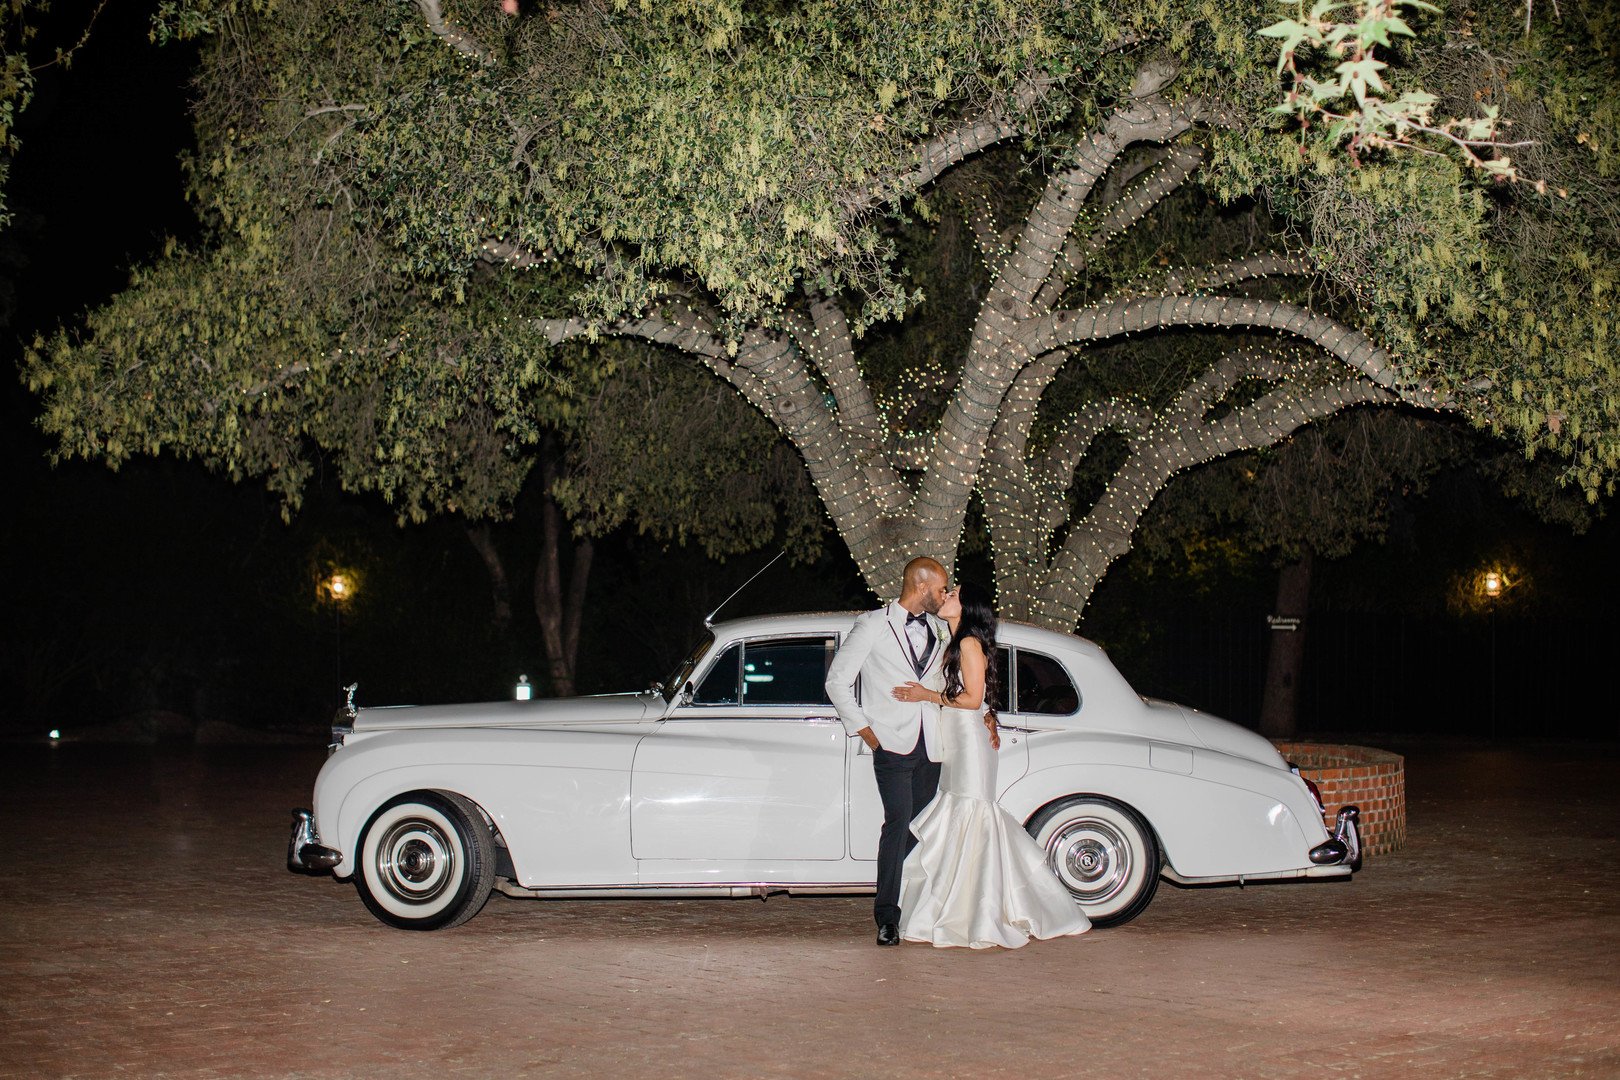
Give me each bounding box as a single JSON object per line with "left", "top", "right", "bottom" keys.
{"left": 24, "top": 0, "right": 1619, "bottom": 632}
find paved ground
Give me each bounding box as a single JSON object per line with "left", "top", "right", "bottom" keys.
{"left": 2, "top": 739, "right": 1617, "bottom": 1079}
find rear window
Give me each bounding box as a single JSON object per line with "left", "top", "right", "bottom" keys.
{"left": 1013, "top": 649, "right": 1079, "bottom": 715}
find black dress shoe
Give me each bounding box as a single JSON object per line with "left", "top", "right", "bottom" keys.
{"left": 876, "top": 923, "right": 900, "bottom": 946}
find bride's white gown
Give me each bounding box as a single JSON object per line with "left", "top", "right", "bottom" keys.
{"left": 898, "top": 705, "right": 1091, "bottom": 949}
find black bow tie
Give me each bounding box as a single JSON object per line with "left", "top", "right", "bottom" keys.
{"left": 906, "top": 612, "right": 928, "bottom": 624}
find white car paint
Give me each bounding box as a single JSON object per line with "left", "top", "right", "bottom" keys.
{"left": 295, "top": 611, "right": 1355, "bottom": 926}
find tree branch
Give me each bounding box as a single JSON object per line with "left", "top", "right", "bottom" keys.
{"left": 910, "top": 65, "right": 1210, "bottom": 553}
{"left": 1029, "top": 366, "right": 1395, "bottom": 627}
{"left": 785, "top": 296, "right": 883, "bottom": 452}
{"left": 1160, "top": 253, "right": 1314, "bottom": 295}
{"left": 996, "top": 76, "right": 1205, "bottom": 321}
{"left": 415, "top": 0, "right": 496, "bottom": 66}
{"left": 1022, "top": 295, "right": 1397, "bottom": 388}
{"left": 1035, "top": 145, "right": 1205, "bottom": 310}
{"left": 478, "top": 237, "right": 555, "bottom": 269}
{"left": 843, "top": 74, "right": 1058, "bottom": 216}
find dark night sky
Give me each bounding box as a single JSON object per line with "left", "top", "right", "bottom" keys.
{"left": 3, "top": 5, "right": 1615, "bottom": 743}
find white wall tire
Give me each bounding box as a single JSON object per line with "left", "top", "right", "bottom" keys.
{"left": 1027, "top": 796, "right": 1161, "bottom": 928}
{"left": 354, "top": 791, "right": 496, "bottom": 931}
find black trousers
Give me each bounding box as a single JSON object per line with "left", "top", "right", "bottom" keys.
{"left": 872, "top": 731, "right": 941, "bottom": 927}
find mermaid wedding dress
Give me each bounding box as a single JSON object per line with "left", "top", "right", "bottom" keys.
{"left": 897, "top": 705, "right": 1091, "bottom": 949}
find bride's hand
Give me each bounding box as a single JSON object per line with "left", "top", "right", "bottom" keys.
{"left": 985, "top": 712, "right": 1001, "bottom": 750}
{"left": 891, "top": 681, "right": 931, "bottom": 703}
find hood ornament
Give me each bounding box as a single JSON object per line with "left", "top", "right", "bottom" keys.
{"left": 343, "top": 683, "right": 359, "bottom": 719}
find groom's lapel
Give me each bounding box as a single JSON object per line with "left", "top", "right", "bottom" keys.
{"left": 884, "top": 603, "right": 911, "bottom": 667}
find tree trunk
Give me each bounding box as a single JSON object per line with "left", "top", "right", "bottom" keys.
{"left": 1258, "top": 553, "right": 1313, "bottom": 739}
{"left": 535, "top": 460, "right": 593, "bottom": 696}
{"left": 463, "top": 524, "right": 513, "bottom": 629}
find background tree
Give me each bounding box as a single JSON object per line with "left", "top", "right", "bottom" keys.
{"left": 1136, "top": 409, "right": 1464, "bottom": 737}
{"left": 23, "top": 0, "right": 1619, "bottom": 637}
{"left": 467, "top": 350, "right": 824, "bottom": 694}
{"left": 1130, "top": 407, "right": 1599, "bottom": 735}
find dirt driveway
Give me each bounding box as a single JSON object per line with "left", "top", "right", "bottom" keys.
{"left": 2, "top": 739, "right": 1616, "bottom": 1079}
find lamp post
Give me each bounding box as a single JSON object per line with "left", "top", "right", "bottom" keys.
{"left": 1480, "top": 569, "right": 1502, "bottom": 738}
{"left": 324, "top": 571, "right": 357, "bottom": 697}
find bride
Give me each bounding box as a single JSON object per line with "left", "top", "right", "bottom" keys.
{"left": 890, "top": 582, "right": 1091, "bottom": 949}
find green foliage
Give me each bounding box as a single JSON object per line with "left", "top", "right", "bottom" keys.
{"left": 554, "top": 348, "right": 826, "bottom": 560}
{"left": 1213, "top": 0, "right": 1620, "bottom": 500}
{"left": 1261, "top": 0, "right": 1526, "bottom": 176}
{"left": 1, "top": 0, "right": 107, "bottom": 225}
{"left": 20, "top": 0, "right": 1620, "bottom": 576}
{"left": 1139, "top": 409, "right": 1463, "bottom": 568}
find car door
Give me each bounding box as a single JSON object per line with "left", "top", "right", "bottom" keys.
{"left": 846, "top": 646, "right": 1030, "bottom": 861}
{"left": 632, "top": 634, "right": 848, "bottom": 878}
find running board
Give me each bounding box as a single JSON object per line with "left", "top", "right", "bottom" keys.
{"left": 1161, "top": 864, "right": 1354, "bottom": 886}
{"left": 493, "top": 880, "right": 875, "bottom": 900}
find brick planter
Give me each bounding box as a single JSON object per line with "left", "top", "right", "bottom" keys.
{"left": 1272, "top": 742, "right": 1407, "bottom": 859}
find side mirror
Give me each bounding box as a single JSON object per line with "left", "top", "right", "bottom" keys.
{"left": 681, "top": 682, "right": 695, "bottom": 706}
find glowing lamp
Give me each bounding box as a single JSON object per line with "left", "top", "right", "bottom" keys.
{"left": 327, "top": 573, "right": 354, "bottom": 604}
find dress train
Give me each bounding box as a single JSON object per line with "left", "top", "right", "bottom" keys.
{"left": 897, "top": 705, "right": 1091, "bottom": 949}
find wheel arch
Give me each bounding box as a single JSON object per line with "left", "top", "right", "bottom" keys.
{"left": 332, "top": 769, "right": 499, "bottom": 880}
{"left": 1022, "top": 789, "right": 1165, "bottom": 859}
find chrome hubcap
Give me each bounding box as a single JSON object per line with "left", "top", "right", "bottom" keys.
{"left": 375, "top": 817, "right": 457, "bottom": 906}
{"left": 397, "top": 839, "right": 435, "bottom": 882}
{"left": 1047, "top": 818, "right": 1131, "bottom": 903}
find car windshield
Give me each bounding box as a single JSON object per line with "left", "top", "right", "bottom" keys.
{"left": 661, "top": 632, "right": 714, "bottom": 702}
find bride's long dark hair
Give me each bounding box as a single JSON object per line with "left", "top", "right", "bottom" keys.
{"left": 942, "top": 581, "right": 1000, "bottom": 708}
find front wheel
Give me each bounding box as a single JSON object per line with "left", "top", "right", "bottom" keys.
{"left": 1027, "top": 796, "right": 1161, "bottom": 928}
{"left": 354, "top": 791, "right": 496, "bottom": 931}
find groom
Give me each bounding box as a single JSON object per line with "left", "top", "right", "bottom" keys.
{"left": 825, "top": 556, "right": 950, "bottom": 946}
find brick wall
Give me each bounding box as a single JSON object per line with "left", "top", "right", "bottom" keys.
{"left": 1272, "top": 742, "right": 1407, "bottom": 859}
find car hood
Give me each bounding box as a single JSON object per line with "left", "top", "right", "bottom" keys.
{"left": 351, "top": 692, "right": 662, "bottom": 732}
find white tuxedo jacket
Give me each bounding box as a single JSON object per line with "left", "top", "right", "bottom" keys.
{"left": 825, "top": 603, "right": 948, "bottom": 761}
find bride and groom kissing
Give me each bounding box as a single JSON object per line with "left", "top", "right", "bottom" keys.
{"left": 825, "top": 557, "right": 1091, "bottom": 949}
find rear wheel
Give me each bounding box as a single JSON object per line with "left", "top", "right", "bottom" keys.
{"left": 354, "top": 791, "right": 496, "bottom": 931}
{"left": 1027, "top": 796, "right": 1161, "bottom": 928}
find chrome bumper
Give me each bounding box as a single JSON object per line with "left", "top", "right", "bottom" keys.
{"left": 1308, "top": 806, "right": 1362, "bottom": 871}
{"left": 287, "top": 808, "right": 342, "bottom": 874}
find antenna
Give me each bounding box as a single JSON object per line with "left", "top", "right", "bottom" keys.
{"left": 705, "top": 549, "right": 788, "bottom": 627}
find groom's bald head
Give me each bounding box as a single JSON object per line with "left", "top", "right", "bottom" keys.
{"left": 899, "top": 557, "right": 948, "bottom": 614}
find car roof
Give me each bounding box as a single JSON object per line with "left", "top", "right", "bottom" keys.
{"left": 706, "top": 609, "right": 1114, "bottom": 662}
{"left": 703, "top": 609, "right": 1145, "bottom": 720}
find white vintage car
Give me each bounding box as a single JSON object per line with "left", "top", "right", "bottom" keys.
{"left": 288, "top": 611, "right": 1359, "bottom": 931}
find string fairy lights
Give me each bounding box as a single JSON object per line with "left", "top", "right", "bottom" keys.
{"left": 464, "top": 54, "right": 1417, "bottom": 622}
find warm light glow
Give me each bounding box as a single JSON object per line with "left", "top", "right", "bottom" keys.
{"left": 1482, "top": 570, "right": 1503, "bottom": 598}
{"left": 325, "top": 572, "right": 356, "bottom": 605}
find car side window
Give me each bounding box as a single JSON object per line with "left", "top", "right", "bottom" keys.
{"left": 693, "top": 643, "right": 742, "bottom": 705}
{"left": 741, "top": 637, "right": 838, "bottom": 706}
{"left": 1014, "top": 650, "right": 1080, "bottom": 715}
{"left": 691, "top": 637, "right": 838, "bottom": 707}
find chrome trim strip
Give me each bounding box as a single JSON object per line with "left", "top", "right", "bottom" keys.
{"left": 494, "top": 879, "right": 876, "bottom": 896}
